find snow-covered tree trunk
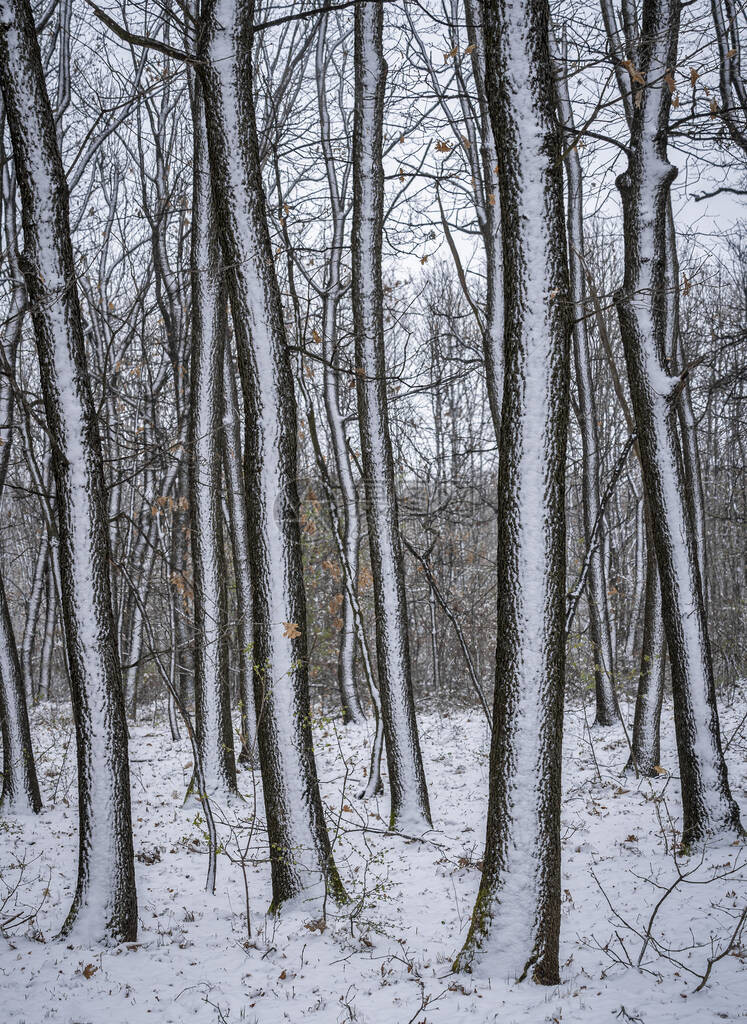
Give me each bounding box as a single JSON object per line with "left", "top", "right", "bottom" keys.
{"left": 0, "top": 120, "right": 41, "bottom": 812}
{"left": 188, "top": 79, "right": 238, "bottom": 801}
{"left": 553, "top": 30, "right": 618, "bottom": 726}
{"left": 222, "top": 345, "right": 258, "bottom": 768}
{"left": 614, "top": 0, "right": 741, "bottom": 843}
{"left": 352, "top": 0, "right": 431, "bottom": 831}
{"left": 624, "top": 492, "right": 645, "bottom": 665}
{"left": 39, "top": 568, "right": 56, "bottom": 699}
{"left": 22, "top": 534, "right": 48, "bottom": 698}
{"left": 0, "top": 570, "right": 42, "bottom": 813}
{"left": 463, "top": 0, "right": 504, "bottom": 438}
{"left": 0, "top": 0, "right": 136, "bottom": 940}
{"left": 198, "top": 0, "right": 346, "bottom": 906}
{"left": 316, "top": 18, "right": 365, "bottom": 725}
{"left": 455, "top": 0, "right": 570, "bottom": 984}
{"left": 627, "top": 519, "right": 665, "bottom": 774}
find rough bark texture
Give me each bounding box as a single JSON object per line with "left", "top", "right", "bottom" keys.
{"left": 189, "top": 79, "right": 238, "bottom": 801}
{"left": 455, "top": 0, "right": 570, "bottom": 983}
{"left": 352, "top": 0, "right": 431, "bottom": 831}
{"left": 614, "top": 0, "right": 741, "bottom": 844}
{"left": 0, "top": 0, "right": 136, "bottom": 940}
{"left": 198, "top": 0, "right": 346, "bottom": 907}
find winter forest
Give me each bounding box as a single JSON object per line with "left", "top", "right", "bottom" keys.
{"left": 0, "top": 0, "right": 745, "bottom": 1020}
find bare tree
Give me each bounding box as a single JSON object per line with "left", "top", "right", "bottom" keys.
{"left": 455, "top": 0, "right": 570, "bottom": 983}
{"left": 352, "top": 0, "right": 431, "bottom": 831}
{"left": 188, "top": 77, "right": 238, "bottom": 800}
{"left": 611, "top": 0, "right": 742, "bottom": 843}
{"left": 0, "top": 0, "right": 136, "bottom": 940}
{"left": 197, "top": 0, "right": 346, "bottom": 906}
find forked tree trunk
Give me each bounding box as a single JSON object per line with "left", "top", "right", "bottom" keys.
{"left": 455, "top": 0, "right": 570, "bottom": 984}
{"left": 198, "top": 0, "right": 346, "bottom": 907}
{"left": 352, "top": 0, "right": 431, "bottom": 831}
{"left": 0, "top": 0, "right": 136, "bottom": 940}
{"left": 188, "top": 79, "right": 238, "bottom": 801}
{"left": 614, "top": 0, "right": 741, "bottom": 843}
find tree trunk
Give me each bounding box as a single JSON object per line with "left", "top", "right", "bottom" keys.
{"left": 39, "top": 567, "right": 56, "bottom": 700}
{"left": 22, "top": 534, "right": 48, "bottom": 699}
{"left": 463, "top": 0, "right": 504, "bottom": 439}
{"left": 198, "top": 0, "right": 346, "bottom": 907}
{"left": 352, "top": 0, "right": 431, "bottom": 831}
{"left": 553, "top": 29, "right": 618, "bottom": 725}
{"left": 455, "top": 0, "right": 570, "bottom": 983}
{"left": 613, "top": 0, "right": 741, "bottom": 843}
{"left": 0, "top": 0, "right": 136, "bottom": 941}
{"left": 0, "top": 101, "right": 41, "bottom": 811}
{"left": 188, "top": 79, "right": 238, "bottom": 801}
{"left": 316, "top": 18, "right": 365, "bottom": 725}
{"left": 222, "top": 344, "right": 258, "bottom": 768}
{"left": 626, "top": 516, "right": 666, "bottom": 774}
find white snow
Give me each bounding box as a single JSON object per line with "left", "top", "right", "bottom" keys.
{"left": 1, "top": 697, "right": 744, "bottom": 1022}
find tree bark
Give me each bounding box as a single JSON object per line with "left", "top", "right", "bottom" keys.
{"left": 613, "top": 0, "right": 741, "bottom": 843}
{"left": 352, "top": 0, "right": 431, "bottom": 831}
{"left": 316, "top": 17, "right": 365, "bottom": 725}
{"left": 455, "top": 0, "right": 570, "bottom": 983}
{"left": 188, "top": 78, "right": 238, "bottom": 801}
{"left": 0, "top": 0, "right": 137, "bottom": 940}
{"left": 553, "top": 29, "right": 618, "bottom": 726}
{"left": 626, "top": 517, "right": 666, "bottom": 774}
{"left": 222, "top": 343, "right": 258, "bottom": 768}
{"left": 198, "top": 0, "right": 346, "bottom": 907}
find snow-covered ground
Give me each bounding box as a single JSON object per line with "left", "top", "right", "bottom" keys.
{"left": 1, "top": 696, "right": 745, "bottom": 1023}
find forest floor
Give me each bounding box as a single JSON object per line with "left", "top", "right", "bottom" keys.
{"left": 1, "top": 691, "right": 745, "bottom": 1024}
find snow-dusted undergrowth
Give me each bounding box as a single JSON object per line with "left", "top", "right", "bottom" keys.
{"left": 1, "top": 698, "right": 745, "bottom": 1023}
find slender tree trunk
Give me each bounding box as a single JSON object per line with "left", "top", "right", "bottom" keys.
{"left": 299, "top": 371, "right": 385, "bottom": 799}
{"left": 39, "top": 567, "right": 56, "bottom": 700}
{"left": 188, "top": 80, "right": 238, "bottom": 801}
{"left": 171, "top": 493, "right": 193, "bottom": 708}
{"left": 455, "top": 0, "right": 570, "bottom": 983}
{"left": 316, "top": 18, "right": 365, "bottom": 725}
{"left": 198, "top": 0, "right": 346, "bottom": 907}
{"left": 624, "top": 492, "right": 645, "bottom": 665}
{"left": 0, "top": 0, "right": 136, "bottom": 940}
{"left": 0, "top": 102, "right": 41, "bottom": 812}
{"left": 613, "top": 0, "right": 741, "bottom": 843}
{"left": 428, "top": 585, "right": 441, "bottom": 697}
{"left": 627, "top": 517, "right": 666, "bottom": 774}
{"left": 22, "top": 534, "right": 48, "bottom": 699}
{"left": 352, "top": 0, "right": 431, "bottom": 830}
{"left": 222, "top": 344, "right": 258, "bottom": 768}
{"left": 464, "top": 0, "right": 504, "bottom": 438}
{"left": 554, "top": 30, "right": 618, "bottom": 725}
{"left": 0, "top": 571, "right": 42, "bottom": 813}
